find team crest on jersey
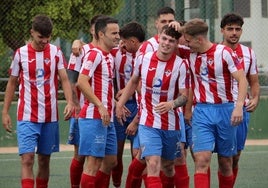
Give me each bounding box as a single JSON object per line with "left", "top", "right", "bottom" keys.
{"left": 164, "top": 70, "right": 172, "bottom": 77}
{"left": 206, "top": 58, "right": 214, "bottom": 65}
{"left": 44, "top": 58, "right": 51, "bottom": 64}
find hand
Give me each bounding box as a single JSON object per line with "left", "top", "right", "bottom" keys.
{"left": 154, "top": 101, "right": 173, "bottom": 114}
{"left": 2, "top": 112, "right": 12, "bottom": 133}
{"left": 125, "top": 121, "right": 138, "bottom": 136}
{"left": 115, "top": 102, "right": 127, "bottom": 125}
{"left": 245, "top": 98, "right": 259, "bottom": 112}
{"left": 63, "top": 103, "right": 74, "bottom": 120}
{"left": 71, "top": 40, "right": 84, "bottom": 57}
{"left": 231, "top": 106, "right": 243, "bottom": 126}
{"left": 74, "top": 103, "right": 81, "bottom": 119}
{"left": 168, "top": 21, "right": 181, "bottom": 31}
{"left": 97, "top": 104, "right": 111, "bottom": 126}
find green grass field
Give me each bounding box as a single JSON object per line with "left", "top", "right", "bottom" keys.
{"left": 0, "top": 145, "right": 268, "bottom": 188}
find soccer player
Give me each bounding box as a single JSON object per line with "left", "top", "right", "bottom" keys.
{"left": 111, "top": 21, "right": 146, "bottom": 188}
{"left": 1, "top": 14, "right": 74, "bottom": 188}
{"left": 116, "top": 25, "right": 189, "bottom": 188}
{"left": 66, "top": 14, "right": 103, "bottom": 188}
{"left": 140, "top": 6, "right": 176, "bottom": 53}
{"left": 76, "top": 16, "right": 120, "bottom": 187}
{"left": 220, "top": 13, "right": 260, "bottom": 186}
{"left": 181, "top": 18, "right": 248, "bottom": 188}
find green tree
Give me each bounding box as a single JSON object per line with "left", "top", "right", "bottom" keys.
{"left": 0, "top": 0, "right": 123, "bottom": 51}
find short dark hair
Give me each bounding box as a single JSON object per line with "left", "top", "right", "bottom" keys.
{"left": 94, "top": 16, "right": 118, "bottom": 40}
{"left": 32, "top": 14, "right": 53, "bottom": 37}
{"left": 90, "top": 14, "right": 105, "bottom": 27}
{"left": 119, "top": 21, "right": 145, "bottom": 42}
{"left": 157, "top": 6, "right": 175, "bottom": 17}
{"left": 220, "top": 13, "right": 244, "bottom": 28}
{"left": 161, "top": 25, "right": 182, "bottom": 40}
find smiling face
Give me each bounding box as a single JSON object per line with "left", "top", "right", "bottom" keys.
{"left": 100, "top": 23, "right": 120, "bottom": 51}
{"left": 158, "top": 31, "right": 178, "bottom": 56}
{"left": 30, "top": 29, "right": 51, "bottom": 51}
{"left": 221, "top": 23, "right": 242, "bottom": 46}
{"left": 183, "top": 33, "right": 201, "bottom": 53}
{"left": 155, "top": 13, "right": 175, "bottom": 34}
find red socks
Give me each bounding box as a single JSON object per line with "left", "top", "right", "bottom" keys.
{"left": 21, "top": 178, "right": 34, "bottom": 188}
{"left": 218, "top": 171, "right": 234, "bottom": 188}
{"left": 36, "top": 178, "right": 48, "bottom": 188}
{"left": 174, "top": 164, "right": 189, "bottom": 188}
{"left": 112, "top": 158, "right": 123, "bottom": 187}
{"left": 125, "top": 158, "right": 146, "bottom": 188}
{"left": 80, "top": 173, "right": 96, "bottom": 188}
{"left": 145, "top": 176, "right": 162, "bottom": 188}
{"left": 194, "top": 173, "right": 209, "bottom": 188}
{"left": 95, "top": 170, "right": 111, "bottom": 188}
{"left": 70, "top": 158, "right": 84, "bottom": 188}
{"left": 160, "top": 171, "right": 174, "bottom": 188}
{"left": 232, "top": 167, "right": 238, "bottom": 186}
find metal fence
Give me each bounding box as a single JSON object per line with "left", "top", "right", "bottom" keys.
{"left": 1, "top": 0, "right": 268, "bottom": 99}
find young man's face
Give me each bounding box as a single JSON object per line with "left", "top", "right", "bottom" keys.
{"left": 30, "top": 29, "right": 51, "bottom": 51}
{"left": 155, "top": 14, "right": 175, "bottom": 34}
{"left": 221, "top": 23, "right": 242, "bottom": 45}
{"left": 102, "top": 23, "right": 120, "bottom": 50}
{"left": 183, "top": 34, "right": 200, "bottom": 53}
{"left": 158, "top": 31, "right": 178, "bottom": 55}
{"left": 120, "top": 37, "right": 138, "bottom": 53}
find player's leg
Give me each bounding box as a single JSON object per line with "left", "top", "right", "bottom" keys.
{"left": 160, "top": 129, "right": 180, "bottom": 188}
{"left": 174, "top": 113, "right": 190, "bottom": 188}
{"left": 78, "top": 119, "right": 106, "bottom": 187}
{"left": 232, "top": 108, "right": 250, "bottom": 186}
{"left": 68, "top": 117, "right": 85, "bottom": 187}
{"left": 95, "top": 123, "right": 118, "bottom": 188}
{"left": 125, "top": 131, "right": 146, "bottom": 188}
{"left": 36, "top": 121, "right": 60, "bottom": 188}
{"left": 17, "top": 121, "right": 42, "bottom": 188}
{"left": 216, "top": 103, "right": 237, "bottom": 187}
{"left": 192, "top": 104, "right": 216, "bottom": 188}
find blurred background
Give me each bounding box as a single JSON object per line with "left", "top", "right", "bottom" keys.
{"left": 0, "top": 0, "right": 268, "bottom": 146}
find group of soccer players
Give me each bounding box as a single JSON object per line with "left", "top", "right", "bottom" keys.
{"left": 1, "top": 5, "right": 259, "bottom": 188}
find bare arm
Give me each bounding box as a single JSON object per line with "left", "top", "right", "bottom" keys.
{"left": 1, "top": 76, "right": 18, "bottom": 132}
{"left": 116, "top": 74, "right": 140, "bottom": 124}
{"left": 154, "top": 88, "right": 188, "bottom": 114}
{"left": 58, "top": 69, "right": 74, "bottom": 120}
{"left": 231, "top": 70, "right": 248, "bottom": 125}
{"left": 72, "top": 39, "right": 86, "bottom": 57}
{"left": 246, "top": 74, "right": 260, "bottom": 112}
{"left": 77, "top": 73, "right": 111, "bottom": 126}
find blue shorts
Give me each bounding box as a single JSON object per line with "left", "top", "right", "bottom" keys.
{"left": 78, "top": 118, "right": 117, "bottom": 157}
{"left": 132, "top": 130, "right": 140, "bottom": 149}
{"left": 17, "top": 121, "right": 59, "bottom": 155}
{"left": 114, "top": 100, "right": 138, "bottom": 142}
{"left": 67, "top": 117, "right": 79, "bottom": 145}
{"left": 237, "top": 107, "right": 250, "bottom": 151}
{"left": 138, "top": 125, "right": 181, "bottom": 160}
{"left": 191, "top": 103, "right": 237, "bottom": 157}
{"left": 179, "top": 112, "right": 186, "bottom": 143}
{"left": 184, "top": 123, "right": 193, "bottom": 149}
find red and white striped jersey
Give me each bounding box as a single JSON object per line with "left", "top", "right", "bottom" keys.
{"left": 139, "top": 35, "right": 159, "bottom": 54}
{"left": 134, "top": 51, "right": 189, "bottom": 130}
{"left": 67, "top": 43, "right": 94, "bottom": 107}
{"left": 188, "top": 43, "right": 242, "bottom": 104}
{"left": 79, "top": 47, "right": 115, "bottom": 121}
{"left": 9, "top": 43, "right": 66, "bottom": 122}
{"left": 231, "top": 43, "right": 258, "bottom": 104}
